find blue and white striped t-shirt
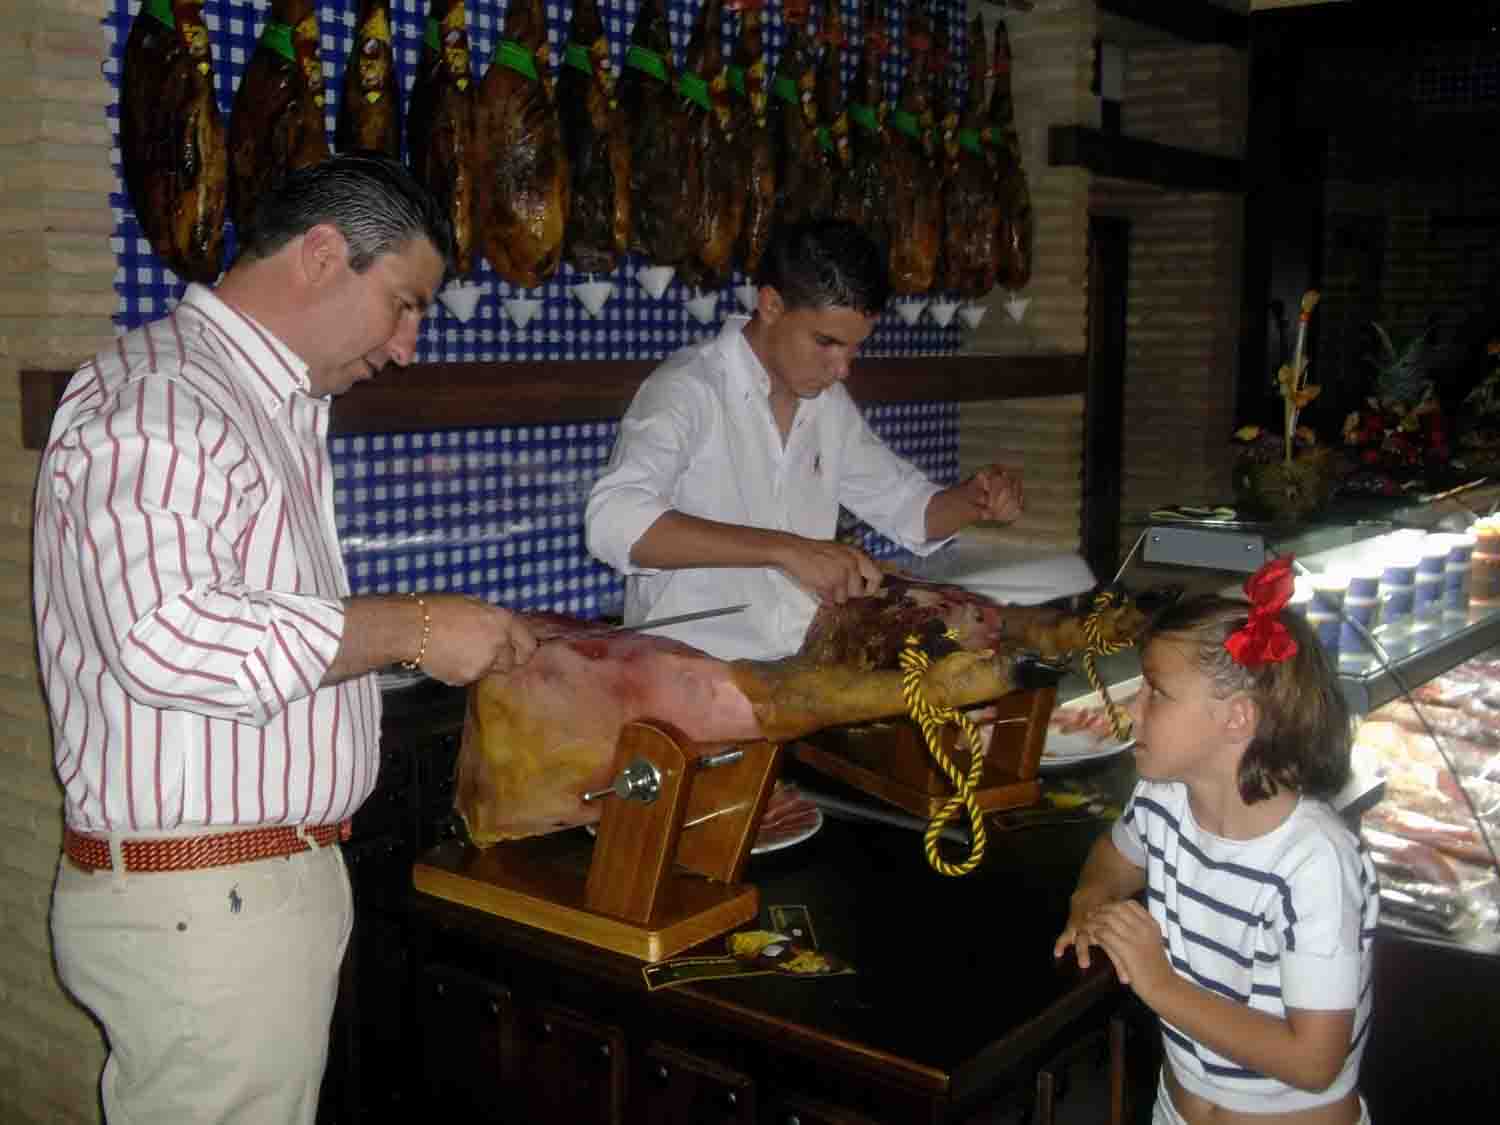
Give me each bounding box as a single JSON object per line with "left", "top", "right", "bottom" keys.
{"left": 1112, "top": 781, "right": 1379, "bottom": 1114}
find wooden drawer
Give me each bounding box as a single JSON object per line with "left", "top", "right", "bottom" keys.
{"left": 637, "top": 1041, "right": 756, "bottom": 1124}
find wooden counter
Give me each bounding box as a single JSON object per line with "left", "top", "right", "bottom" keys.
{"left": 405, "top": 766, "right": 1130, "bottom": 1124}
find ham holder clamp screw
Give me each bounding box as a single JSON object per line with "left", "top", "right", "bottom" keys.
{"left": 582, "top": 747, "right": 745, "bottom": 804}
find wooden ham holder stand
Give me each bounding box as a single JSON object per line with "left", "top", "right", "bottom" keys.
{"left": 793, "top": 685, "right": 1057, "bottom": 819}
{"left": 413, "top": 720, "right": 783, "bottom": 963}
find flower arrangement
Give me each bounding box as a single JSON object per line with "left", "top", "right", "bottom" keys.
{"left": 1339, "top": 318, "right": 1449, "bottom": 489}
{"left": 1230, "top": 291, "right": 1337, "bottom": 521}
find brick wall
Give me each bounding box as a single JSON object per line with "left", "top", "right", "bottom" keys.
{"left": 1092, "top": 42, "right": 1249, "bottom": 527}
{"left": 0, "top": 1, "right": 117, "bottom": 1120}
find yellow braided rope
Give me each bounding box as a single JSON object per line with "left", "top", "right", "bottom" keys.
{"left": 900, "top": 631, "right": 989, "bottom": 877}
{"left": 1082, "top": 589, "right": 1135, "bottom": 742}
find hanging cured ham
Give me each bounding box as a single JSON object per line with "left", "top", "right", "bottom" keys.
{"left": 456, "top": 577, "right": 1145, "bottom": 843}
{"left": 557, "top": 0, "right": 630, "bottom": 275}
{"left": 119, "top": 0, "right": 228, "bottom": 284}
{"left": 620, "top": 0, "right": 697, "bottom": 269}
{"left": 473, "top": 0, "right": 570, "bottom": 289}
{"left": 989, "top": 18, "right": 1034, "bottom": 290}
{"left": 814, "top": 0, "right": 852, "bottom": 209}
{"left": 228, "top": 0, "right": 330, "bottom": 232}
{"left": 772, "top": 1, "right": 832, "bottom": 225}
{"left": 730, "top": 0, "right": 776, "bottom": 276}
{"left": 883, "top": 4, "right": 942, "bottom": 295}
{"left": 406, "top": 0, "right": 478, "bottom": 277}
{"left": 680, "top": 0, "right": 746, "bottom": 289}
{"left": 929, "top": 13, "right": 958, "bottom": 290}
{"left": 834, "top": 0, "right": 888, "bottom": 246}
{"left": 337, "top": 0, "right": 401, "bottom": 157}
{"left": 940, "top": 15, "right": 1001, "bottom": 298}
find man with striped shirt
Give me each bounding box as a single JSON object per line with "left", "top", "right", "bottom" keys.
{"left": 34, "top": 154, "right": 537, "bottom": 1123}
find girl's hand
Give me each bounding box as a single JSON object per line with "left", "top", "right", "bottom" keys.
{"left": 1053, "top": 896, "right": 1107, "bottom": 968}
{"left": 1087, "top": 900, "right": 1173, "bottom": 1002}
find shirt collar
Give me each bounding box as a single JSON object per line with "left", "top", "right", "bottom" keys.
{"left": 178, "top": 283, "right": 314, "bottom": 415}
{"left": 719, "top": 316, "right": 770, "bottom": 399}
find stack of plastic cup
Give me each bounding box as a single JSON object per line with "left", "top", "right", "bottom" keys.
{"left": 1377, "top": 549, "right": 1420, "bottom": 637}
{"left": 1307, "top": 573, "right": 1346, "bottom": 662}
{"left": 1332, "top": 562, "right": 1381, "bottom": 665}
{"left": 1414, "top": 537, "right": 1449, "bottom": 627}
{"left": 1442, "top": 532, "right": 1476, "bottom": 615}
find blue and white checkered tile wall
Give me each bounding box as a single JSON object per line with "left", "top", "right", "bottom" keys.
{"left": 332, "top": 401, "right": 957, "bottom": 615}
{"left": 103, "top": 0, "right": 974, "bottom": 358}
{"left": 105, "top": 0, "right": 965, "bottom": 617}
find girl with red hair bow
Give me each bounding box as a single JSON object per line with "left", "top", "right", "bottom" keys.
{"left": 1054, "top": 557, "right": 1377, "bottom": 1125}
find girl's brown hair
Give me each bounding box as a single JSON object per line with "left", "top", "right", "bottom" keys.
{"left": 1145, "top": 594, "right": 1351, "bottom": 803}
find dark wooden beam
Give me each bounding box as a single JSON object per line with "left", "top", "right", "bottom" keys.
{"left": 1083, "top": 216, "right": 1130, "bottom": 583}
{"left": 20, "top": 354, "right": 1086, "bottom": 449}
{"left": 1097, "top": 0, "right": 1249, "bottom": 47}
{"left": 1049, "top": 126, "right": 1244, "bottom": 193}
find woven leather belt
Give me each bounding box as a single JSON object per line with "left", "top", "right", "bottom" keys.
{"left": 64, "top": 821, "right": 351, "bottom": 874}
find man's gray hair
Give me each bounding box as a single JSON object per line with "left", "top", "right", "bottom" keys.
{"left": 234, "top": 151, "right": 455, "bottom": 278}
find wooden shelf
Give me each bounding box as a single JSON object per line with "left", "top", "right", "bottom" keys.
{"left": 20, "top": 353, "right": 1085, "bottom": 450}
{"left": 1048, "top": 125, "right": 1244, "bottom": 193}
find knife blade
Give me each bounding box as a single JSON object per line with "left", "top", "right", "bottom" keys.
{"left": 558, "top": 603, "right": 750, "bottom": 642}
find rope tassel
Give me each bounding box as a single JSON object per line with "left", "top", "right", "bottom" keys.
{"left": 1082, "top": 589, "right": 1134, "bottom": 743}
{"left": 900, "top": 631, "right": 990, "bottom": 877}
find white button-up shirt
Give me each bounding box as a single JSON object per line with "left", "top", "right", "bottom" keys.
{"left": 586, "top": 317, "right": 945, "bottom": 660}
{"left": 34, "top": 284, "right": 379, "bottom": 834}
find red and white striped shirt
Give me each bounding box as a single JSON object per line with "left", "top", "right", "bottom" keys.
{"left": 34, "top": 284, "right": 381, "bottom": 834}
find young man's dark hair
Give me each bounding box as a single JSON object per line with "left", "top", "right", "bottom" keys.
{"left": 754, "top": 218, "right": 891, "bottom": 316}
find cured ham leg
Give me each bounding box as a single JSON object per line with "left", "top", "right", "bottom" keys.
{"left": 120, "top": 0, "right": 228, "bottom": 283}
{"left": 834, "top": 0, "right": 890, "bottom": 245}
{"left": 558, "top": 0, "right": 631, "bottom": 275}
{"left": 473, "top": 0, "right": 569, "bottom": 289}
{"left": 337, "top": 0, "right": 402, "bottom": 157}
{"left": 730, "top": 1, "right": 776, "bottom": 274}
{"left": 680, "top": 0, "right": 746, "bottom": 289}
{"left": 772, "top": 3, "right": 832, "bottom": 225}
{"left": 405, "top": 0, "right": 479, "bottom": 276}
{"left": 988, "top": 18, "right": 1033, "bottom": 290}
{"left": 621, "top": 0, "right": 697, "bottom": 269}
{"left": 883, "top": 6, "right": 941, "bottom": 295}
{"left": 456, "top": 581, "right": 1143, "bottom": 844}
{"left": 939, "top": 15, "right": 1001, "bottom": 298}
{"left": 228, "top": 0, "right": 329, "bottom": 231}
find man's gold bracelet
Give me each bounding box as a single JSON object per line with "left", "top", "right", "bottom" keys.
{"left": 400, "top": 593, "right": 430, "bottom": 672}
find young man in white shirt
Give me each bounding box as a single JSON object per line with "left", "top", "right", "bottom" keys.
{"left": 586, "top": 219, "right": 1023, "bottom": 661}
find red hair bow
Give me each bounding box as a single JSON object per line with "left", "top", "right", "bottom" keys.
{"left": 1224, "top": 556, "right": 1299, "bottom": 667}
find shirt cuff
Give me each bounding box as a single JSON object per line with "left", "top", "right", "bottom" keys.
{"left": 1281, "top": 950, "right": 1361, "bottom": 1011}
{"left": 588, "top": 494, "right": 672, "bottom": 576}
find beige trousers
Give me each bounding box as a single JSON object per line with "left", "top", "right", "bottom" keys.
{"left": 51, "top": 838, "right": 353, "bottom": 1124}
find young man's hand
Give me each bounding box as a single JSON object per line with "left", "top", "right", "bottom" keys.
{"left": 967, "top": 465, "right": 1024, "bottom": 523}
{"left": 775, "top": 538, "right": 884, "bottom": 604}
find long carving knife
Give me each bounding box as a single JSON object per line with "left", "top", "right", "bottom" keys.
{"left": 556, "top": 603, "right": 750, "bottom": 642}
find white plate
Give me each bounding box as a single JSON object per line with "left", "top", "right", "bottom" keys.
{"left": 1041, "top": 677, "right": 1140, "bottom": 771}
{"left": 753, "top": 806, "right": 823, "bottom": 854}
{"left": 585, "top": 807, "right": 824, "bottom": 855}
